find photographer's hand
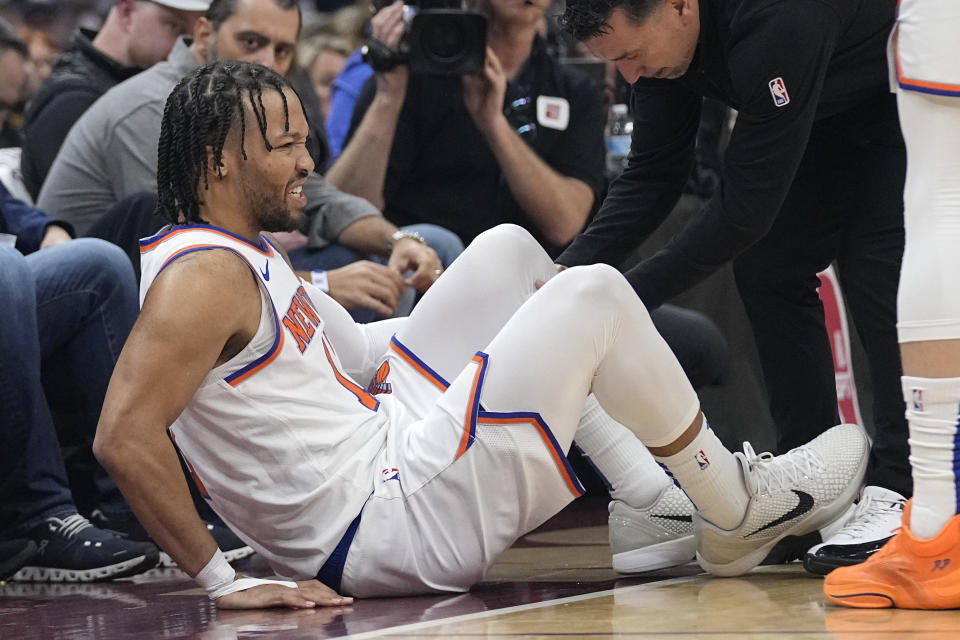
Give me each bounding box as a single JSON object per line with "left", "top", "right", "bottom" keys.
{"left": 462, "top": 47, "right": 507, "bottom": 134}
{"left": 371, "top": 0, "right": 409, "bottom": 102}
{"left": 325, "top": 0, "right": 407, "bottom": 208}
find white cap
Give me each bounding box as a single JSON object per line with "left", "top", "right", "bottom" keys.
{"left": 611, "top": 103, "right": 628, "bottom": 115}
{"left": 151, "top": 0, "right": 211, "bottom": 11}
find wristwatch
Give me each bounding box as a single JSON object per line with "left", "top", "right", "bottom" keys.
{"left": 389, "top": 229, "right": 426, "bottom": 251}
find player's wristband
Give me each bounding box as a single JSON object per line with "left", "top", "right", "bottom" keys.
{"left": 195, "top": 548, "right": 298, "bottom": 600}
{"left": 209, "top": 576, "right": 299, "bottom": 601}
{"left": 311, "top": 269, "right": 329, "bottom": 293}
{"left": 195, "top": 548, "right": 236, "bottom": 599}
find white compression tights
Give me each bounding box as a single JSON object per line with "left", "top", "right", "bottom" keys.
{"left": 896, "top": 89, "right": 960, "bottom": 343}
{"left": 392, "top": 225, "right": 701, "bottom": 457}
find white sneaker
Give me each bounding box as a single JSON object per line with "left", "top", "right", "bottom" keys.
{"left": 803, "top": 485, "right": 907, "bottom": 575}
{"left": 695, "top": 423, "right": 869, "bottom": 577}
{"left": 609, "top": 484, "right": 696, "bottom": 573}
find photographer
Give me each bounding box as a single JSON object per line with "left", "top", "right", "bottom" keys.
{"left": 325, "top": 0, "right": 605, "bottom": 256}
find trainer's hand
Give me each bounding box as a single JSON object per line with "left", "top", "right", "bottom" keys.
{"left": 535, "top": 264, "right": 567, "bottom": 289}
{"left": 387, "top": 237, "right": 442, "bottom": 293}
{"left": 216, "top": 579, "right": 353, "bottom": 610}
{"left": 326, "top": 261, "right": 406, "bottom": 315}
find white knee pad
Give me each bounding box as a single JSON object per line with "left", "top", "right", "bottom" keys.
{"left": 896, "top": 89, "right": 960, "bottom": 343}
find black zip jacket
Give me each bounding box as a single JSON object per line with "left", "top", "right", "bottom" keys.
{"left": 556, "top": 0, "right": 898, "bottom": 308}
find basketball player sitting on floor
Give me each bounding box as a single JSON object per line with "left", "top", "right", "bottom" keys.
{"left": 94, "top": 60, "right": 870, "bottom": 609}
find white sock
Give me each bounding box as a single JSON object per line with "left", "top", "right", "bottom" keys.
{"left": 654, "top": 419, "right": 749, "bottom": 530}
{"left": 903, "top": 375, "right": 960, "bottom": 539}
{"left": 574, "top": 395, "right": 672, "bottom": 508}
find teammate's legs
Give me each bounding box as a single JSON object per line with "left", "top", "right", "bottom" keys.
{"left": 897, "top": 89, "right": 960, "bottom": 540}
{"left": 825, "top": 1, "right": 960, "bottom": 607}
{"left": 801, "top": 96, "right": 911, "bottom": 576}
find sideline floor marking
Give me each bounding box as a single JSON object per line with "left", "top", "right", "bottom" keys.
{"left": 342, "top": 574, "right": 704, "bottom": 639}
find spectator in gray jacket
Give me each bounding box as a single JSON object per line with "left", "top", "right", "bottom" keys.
{"left": 21, "top": 0, "right": 208, "bottom": 200}
{"left": 38, "top": 0, "right": 449, "bottom": 318}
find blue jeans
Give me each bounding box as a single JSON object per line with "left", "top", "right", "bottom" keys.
{"left": 0, "top": 239, "right": 139, "bottom": 537}
{"left": 288, "top": 223, "right": 465, "bottom": 323}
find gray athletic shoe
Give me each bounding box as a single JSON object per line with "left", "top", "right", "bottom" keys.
{"left": 695, "top": 423, "right": 869, "bottom": 577}
{"left": 609, "top": 484, "right": 697, "bottom": 573}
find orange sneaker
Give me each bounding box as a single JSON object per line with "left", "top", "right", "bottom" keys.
{"left": 824, "top": 500, "right": 960, "bottom": 609}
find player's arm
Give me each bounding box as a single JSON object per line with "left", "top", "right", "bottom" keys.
{"left": 93, "top": 250, "right": 350, "bottom": 608}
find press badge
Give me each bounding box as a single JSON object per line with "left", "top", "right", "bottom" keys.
{"left": 536, "top": 96, "right": 570, "bottom": 130}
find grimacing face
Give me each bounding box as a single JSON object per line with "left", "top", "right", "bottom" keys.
{"left": 206, "top": 0, "right": 300, "bottom": 76}
{"left": 232, "top": 87, "right": 314, "bottom": 233}
{"left": 584, "top": 0, "right": 700, "bottom": 83}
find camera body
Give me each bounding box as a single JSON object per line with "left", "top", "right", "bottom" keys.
{"left": 403, "top": 1, "right": 487, "bottom": 75}
{"left": 366, "top": 0, "right": 487, "bottom": 76}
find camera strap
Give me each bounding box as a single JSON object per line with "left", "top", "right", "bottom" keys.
{"left": 361, "top": 39, "right": 403, "bottom": 73}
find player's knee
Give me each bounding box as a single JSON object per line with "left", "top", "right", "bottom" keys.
{"left": 558, "top": 264, "right": 645, "bottom": 317}
{"left": 471, "top": 224, "right": 540, "bottom": 257}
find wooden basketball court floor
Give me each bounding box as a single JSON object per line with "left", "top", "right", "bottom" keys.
{"left": 3, "top": 497, "right": 960, "bottom": 639}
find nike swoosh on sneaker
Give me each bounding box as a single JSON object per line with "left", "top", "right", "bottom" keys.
{"left": 651, "top": 514, "right": 693, "bottom": 523}
{"left": 260, "top": 261, "right": 270, "bottom": 281}
{"left": 746, "top": 489, "right": 815, "bottom": 537}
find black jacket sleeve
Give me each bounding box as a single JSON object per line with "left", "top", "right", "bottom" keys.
{"left": 556, "top": 78, "right": 700, "bottom": 272}
{"left": 0, "top": 182, "right": 74, "bottom": 254}
{"left": 560, "top": 1, "right": 842, "bottom": 309}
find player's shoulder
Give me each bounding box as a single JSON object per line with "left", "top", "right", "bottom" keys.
{"left": 142, "top": 246, "right": 260, "bottom": 330}
{"left": 160, "top": 246, "right": 260, "bottom": 300}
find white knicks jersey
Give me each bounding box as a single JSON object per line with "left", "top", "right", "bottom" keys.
{"left": 139, "top": 225, "right": 392, "bottom": 579}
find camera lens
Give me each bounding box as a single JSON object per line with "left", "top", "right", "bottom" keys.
{"left": 423, "top": 22, "right": 465, "bottom": 61}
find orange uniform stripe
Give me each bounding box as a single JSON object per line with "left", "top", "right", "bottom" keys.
{"left": 141, "top": 227, "right": 276, "bottom": 255}
{"left": 480, "top": 416, "right": 583, "bottom": 497}
{"left": 456, "top": 354, "right": 486, "bottom": 460}
{"left": 389, "top": 340, "right": 448, "bottom": 391}
{"left": 227, "top": 328, "right": 285, "bottom": 387}
{"left": 322, "top": 335, "right": 379, "bottom": 411}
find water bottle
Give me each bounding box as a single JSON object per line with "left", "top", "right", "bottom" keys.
{"left": 605, "top": 103, "right": 633, "bottom": 178}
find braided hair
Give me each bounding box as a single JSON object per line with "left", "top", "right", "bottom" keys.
{"left": 155, "top": 60, "right": 295, "bottom": 224}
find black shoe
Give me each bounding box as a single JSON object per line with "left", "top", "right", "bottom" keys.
{"left": 15, "top": 514, "right": 159, "bottom": 582}
{"left": 0, "top": 539, "right": 37, "bottom": 580}
{"left": 803, "top": 486, "right": 906, "bottom": 575}
{"left": 91, "top": 509, "right": 254, "bottom": 567}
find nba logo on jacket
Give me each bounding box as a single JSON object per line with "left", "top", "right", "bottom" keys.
{"left": 768, "top": 77, "right": 789, "bottom": 107}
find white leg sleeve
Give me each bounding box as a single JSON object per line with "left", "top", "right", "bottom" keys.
{"left": 896, "top": 89, "right": 960, "bottom": 342}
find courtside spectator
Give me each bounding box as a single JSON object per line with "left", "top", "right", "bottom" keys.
{"left": 21, "top": 0, "right": 207, "bottom": 199}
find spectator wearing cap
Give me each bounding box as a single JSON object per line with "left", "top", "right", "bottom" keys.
{"left": 20, "top": 0, "right": 208, "bottom": 200}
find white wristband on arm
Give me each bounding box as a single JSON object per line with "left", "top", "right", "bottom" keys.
{"left": 195, "top": 548, "right": 297, "bottom": 601}
{"left": 311, "top": 269, "right": 329, "bottom": 292}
